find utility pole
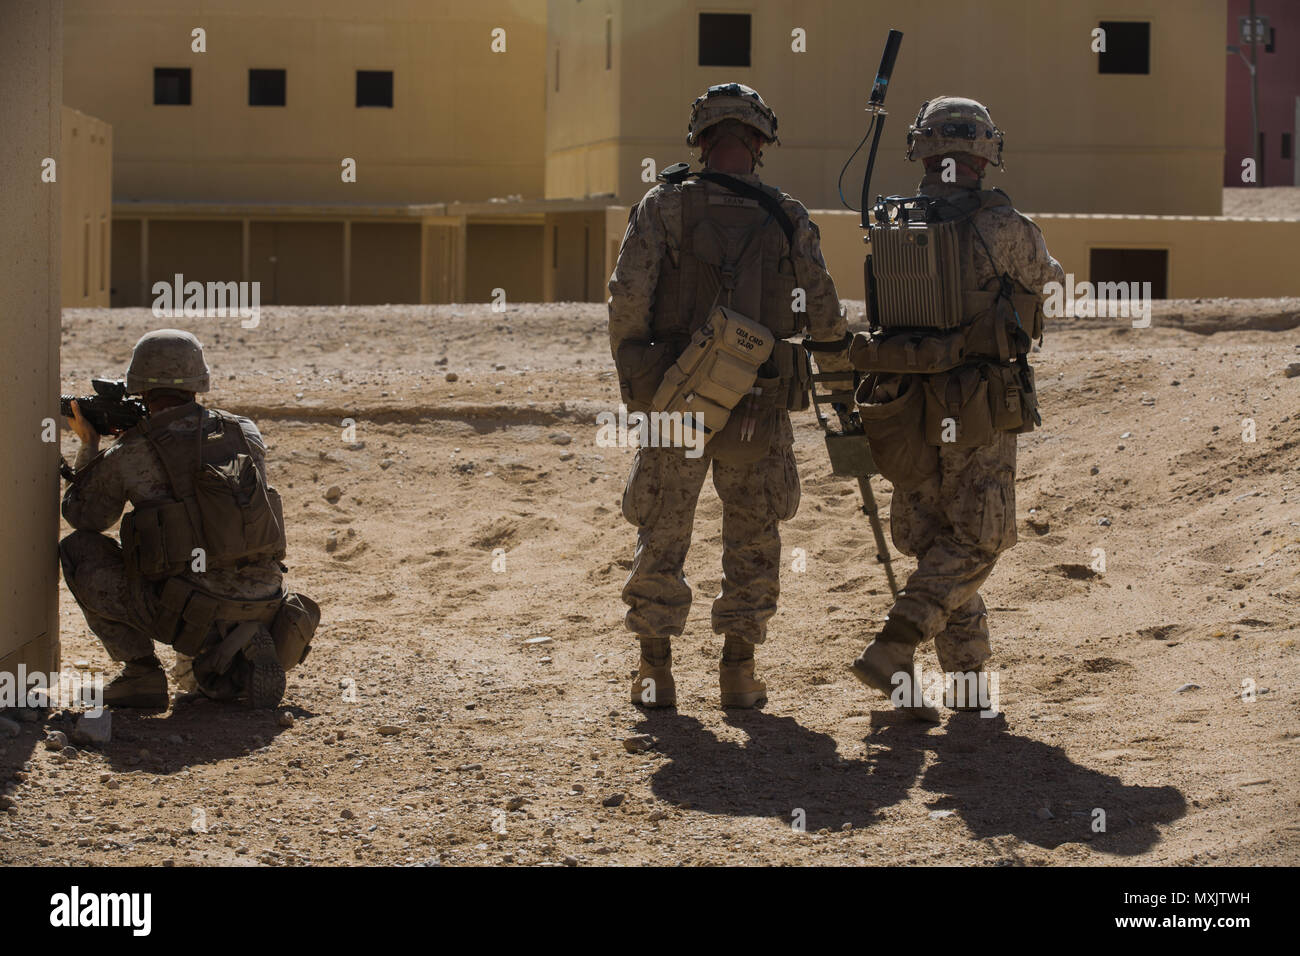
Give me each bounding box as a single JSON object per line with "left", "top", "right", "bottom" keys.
{"left": 1250, "top": 0, "right": 1261, "bottom": 186}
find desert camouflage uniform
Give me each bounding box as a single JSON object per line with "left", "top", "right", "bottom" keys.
{"left": 887, "top": 170, "right": 1064, "bottom": 671}
{"left": 610, "top": 173, "right": 852, "bottom": 644}
{"left": 60, "top": 403, "right": 283, "bottom": 666}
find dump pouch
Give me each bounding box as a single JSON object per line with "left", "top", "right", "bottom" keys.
{"left": 923, "top": 365, "right": 994, "bottom": 447}
{"left": 650, "top": 305, "right": 774, "bottom": 448}
{"left": 855, "top": 374, "right": 938, "bottom": 489}
{"left": 271, "top": 592, "right": 321, "bottom": 671}
{"left": 983, "top": 362, "right": 1026, "bottom": 431}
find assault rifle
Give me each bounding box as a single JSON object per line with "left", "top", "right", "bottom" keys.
{"left": 60, "top": 379, "right": 146, "bottom": 436}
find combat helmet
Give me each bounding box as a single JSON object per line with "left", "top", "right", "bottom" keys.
{"left": 686, "top": 83, "right": 780, "bottom": 147}
{"left": 125, "top": 329, "right": 210, "bottom": 394}
{"left": 906, "top": 96, "right": 1004, "bottom": 168}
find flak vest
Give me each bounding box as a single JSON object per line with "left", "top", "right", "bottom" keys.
{"left": 647, "top": 179, "right": 811, "bottom": 460}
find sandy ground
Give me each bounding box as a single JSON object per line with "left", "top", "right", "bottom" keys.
{"left": 1223, "top": 186, "right": 1300, "bottom": 218}
{"left": 2, "top": 297, "right": 1298, "bottom": 867}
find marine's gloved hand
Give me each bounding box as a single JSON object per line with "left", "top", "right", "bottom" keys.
{"left": 832, "top": 402, "right": 860, "bottom": 434}
{"left": 64, "top": 399, "right": 100, "bottom": 450}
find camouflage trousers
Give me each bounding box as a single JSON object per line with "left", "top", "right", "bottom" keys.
{"left": 620, "top": 423, "right": 801, "bottom": 645}
{"left": 59, "top": 530, "right": 158, "bottom": 661}
{"left": 887, "top": 430, "right": 1018, "bottom": 672}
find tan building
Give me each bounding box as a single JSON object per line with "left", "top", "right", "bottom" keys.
{"left": 546, "top": 0, "right": 1227, "bottom": 216}
{"left": 61, "top": 107, "right": 113, "bottom": 308}
{"left": 2, "top": 0, "right": 62, "bottom": 681}
{"left": 60, "top": 0, "right": 1300, "bottom": 306}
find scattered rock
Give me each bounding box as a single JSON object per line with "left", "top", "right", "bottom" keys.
{"left": 379, "top": 459, "right": 394, "bottom": 470}
{"left": 445, "top": 372, "right": 459, "bottom": 382}
{"left": 559, "top": 451, "right": 575, "bottom": 462}
{"left": 563, "top": 855, "right": 578, "bottom": 867}
{"left": 623, "top": 734, "right": 655, "bottom": 754}
{"left": 1089, "top": 465, "right": 1100, "bottom": 475}
{"left": 324, "top": 486, "right": 342, "bottom": 503}
{"left": 1285, "top": 362, "right": 1300, "bottom": 378}
{"left": 325, "top": 531, "right": 338, "bottom": 552}
{"left": 376, "top": 725, "right": 403, "bottom": 736}
{"left": 522, "top": 637, "right": 553, "bottom": 647}
{"left": 548, "top": 431, "right": 573, "bottom": 446}
{"left": 1098, "top": 517, "right": 1112, "bottom": 527}
{"left": 1027, "top": 510, "right": 1050, "bottom": 533}
{"left": 1036, "top": 807, "right": 1054, "bottom": 821}
{"left": 44, "top": 731, "right": 68, "bottom": 751}
{"left": 648, "top": 809, "right": 668, "bottom": 822}
{"left": 71, "top": 711, "right": 111, "bottom": 747}
{"left": 506, "top": 796, "right": 527, "bottom": 811}
{"left": 602, "top": 793, "right": 626, "bottom": 808}
{"left": 341, "top": 808, "right": 355, "bottom": 820}
{"left": 1175, "top": 682, "right": 1201, "bottom": 693}
{"left": 929, "top": 810, "right": 955, "bottom": 820}
{"left": 277, "top": 711, "right": 294, "bottom": 728}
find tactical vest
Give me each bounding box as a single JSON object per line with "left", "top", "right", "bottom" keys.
{"left": 651, "top": 178, "right": 805, "bottom": 344}
{"left": 851, "top": 189, "right": 1043, "bottom": 448}
{"left": 120, "top": 404, "right": 288, "bottom": 582}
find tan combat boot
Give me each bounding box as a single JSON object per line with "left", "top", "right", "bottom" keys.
{"left": 104, "top": 656, "right": 169, "bottom": 710}
{"left": 631, "top": 638, "right": 676, "bottom": 708}
{"left": 849, "top": 617, "right": 941, "bottom": 723}
{"left": 719, "top": 636, "right": 767, "bottom": 708}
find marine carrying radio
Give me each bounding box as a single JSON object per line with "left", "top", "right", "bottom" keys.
{"left": 865, "top": 195, "right": 965, "bottom": 333}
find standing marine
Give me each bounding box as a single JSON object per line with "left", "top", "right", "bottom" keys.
{"left": 61, "top": 329, "right": 319, "bottom": 709}
{"left": 848, "top": 96, "right": 1065, "bottom": 718}
{"left": 608, "top": 83, "right": 854, "bottom": 709}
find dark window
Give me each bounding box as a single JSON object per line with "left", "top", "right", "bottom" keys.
{"left": 1266, "top": 27, "right": 1275, "bottom": 54}
{"left": 605, "top": 16, "right": 612, "bottom": 70}
{"left": 1258, "top": 132, "right": 1267, "bottom": 181}
{"left": 699, "top": 13, "right": 751, "bottom": 67}
{"left": 1097, "top": 21, "right": 1150, "bottom": 74}
{"left": 1282, "top": 133, "right": 1292, "bottom": 161}
{"left": 249, "top": 69, "right": 286, "bottom": 106}
{"left": 356, "top": 70, "right": 393, "bottom": 108}
{"left": 1089, "top": 248, "right": 1168, "bottom": 300}
{"left": 153, "top": 67, "right": 191, "bottom": 105}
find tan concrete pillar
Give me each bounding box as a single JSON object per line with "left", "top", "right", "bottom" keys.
{"left": 0, "top": 0, "right": 62, "bottom": 676}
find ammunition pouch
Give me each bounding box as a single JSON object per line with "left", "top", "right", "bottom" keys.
{"left": 767, "top": 339, "right": 812, "bottom": 412}
{"left": 849, "top": 329, "right": 967, "bottom": 375}
{"left": 922, "top": 366, "right": 995, "bottom": 447}
{"left": 650, "top": 305, "right": 775, "bottom": 449}
{"left": 615, "top": 339, "right": 678, "bottom": 413}
{"left": 855, "top": 374, "right": 938, "bottom": 489}
{"left": 121, "top": 501, "right": 198, "bottom": 579}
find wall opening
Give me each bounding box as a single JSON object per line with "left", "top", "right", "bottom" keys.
{"left": 249, "top": 69, "right": 287, "bottom": 106}
{"left": 153, "top": 67, "right": 192, "bottom": 105}
{"left": 1098, "top": 21, "right": 1150, "bottom": 75}
{"left": 1090, "top": 247, "right": 1168, "bottom": 299}
{"left": 356, "top": 70, "right": 394, "bottom": 108}
{"left": 699, "top": 13, "right": 751, "bottom": 67}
